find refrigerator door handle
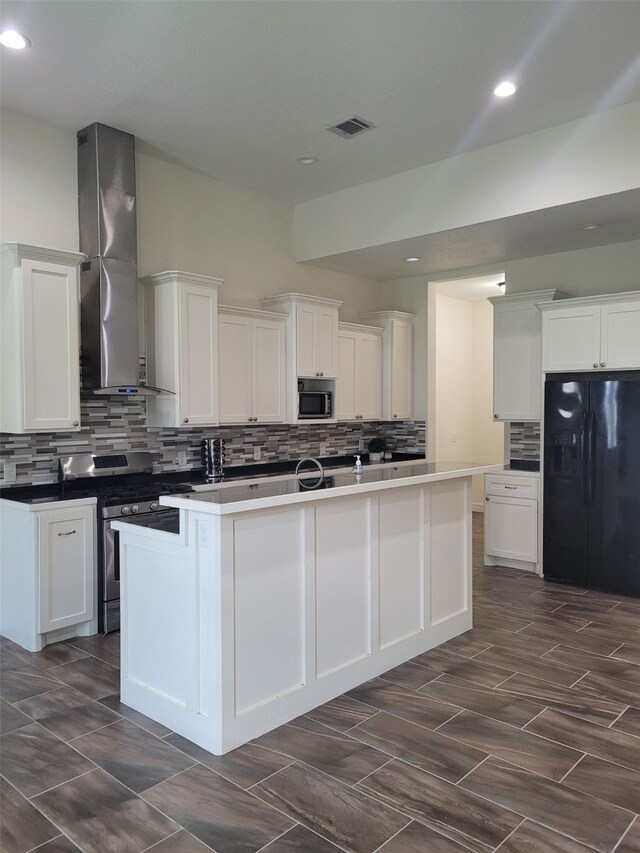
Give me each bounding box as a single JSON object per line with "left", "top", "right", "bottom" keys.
{"left": 581, "top": 411, "right": 589, "bottom": 504}
{"left": 587, "top": 410, "right": 596, "bottom": 505}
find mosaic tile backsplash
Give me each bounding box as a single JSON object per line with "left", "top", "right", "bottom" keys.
{"left": 0, "top": 395, "right": 426, "bottom": 485}
{"left": 510, "top": 421, "right": 541, "bottom": 461}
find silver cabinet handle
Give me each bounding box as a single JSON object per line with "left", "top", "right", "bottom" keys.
{"left": 600, "top": 362, "right": 605, "bottom": 367}
{"left": 494, "top": 414, "right": 499, "bottom": 419}
{"left": 593, "top": 363, "right": 598, "bottom": 368}
{"left": 58, "top": 529, "right": 76, "bottom": 536}
{"left": 72, "top": 420, "right": 79, "bottom": 426}
{"left": 485, "top": 497, "right": 490, "bottom": 502}
{"left": 320, "top": 372, "right": 324, "bottom": 376}
{"left": 183, "top": 418, "right": 189, "bottom": 423}
{"left": 504, "top": 485, "right": 517, "bottom": 490}
{"left": 393, "top": 414, "right": 398, "bottom": 418}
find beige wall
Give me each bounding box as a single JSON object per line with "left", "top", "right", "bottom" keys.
{"left": 0, "top": 110, "right": 79, "bottom": 250}
{"left": 0, "top": 108, "right": 380, "bottom": 322}
{"left": 433, "top": 294, "right": 503, "bottom": 508}
{"left": 435, "top": 295, "right": 474, "bottom": 463}
{"left": 504, "top": 240, "right": 640, "bottom": 297}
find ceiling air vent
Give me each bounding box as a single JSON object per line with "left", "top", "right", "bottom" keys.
{"left": 327, "top": 116, "right": 375, "bottom": 139}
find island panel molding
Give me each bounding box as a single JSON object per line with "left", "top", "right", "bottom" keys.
{"left": 115, "top": 462, "right": 496, "bottom": 754}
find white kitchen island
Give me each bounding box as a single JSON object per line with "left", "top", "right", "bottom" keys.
{"left": 115, "top": 462, "right": 499, "bottom": 754}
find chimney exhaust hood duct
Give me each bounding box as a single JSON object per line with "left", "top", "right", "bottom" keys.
{"left": 77, "top": 122, "right": 166, "bottom": 396}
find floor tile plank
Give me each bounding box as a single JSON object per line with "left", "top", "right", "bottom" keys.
{"left": 253, "top": 761, "right": 409, "bottom": 853}
{"left": 144, "top": 764, "right": 293, "bottom": 853}
{"left": 459, "top": 756, "right": 634, "bottom": 853}
{"left": 347, "top": 677, "right": 459, "bottom": 729}
{"left": 562, "top": 753, "right": 640, "bottom": 813}
{"left": 418, "top": 674, "right": 544, "bottom": 727}
{"left": 356, "top": 758, "right": 522, "bottom": 853}
{"left": 34, "top": 768, "right": 179, "bottom": 853}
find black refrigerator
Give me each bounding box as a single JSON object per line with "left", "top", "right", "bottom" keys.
{"left": 544, "top": 371, "right": 640, "bottom": 596}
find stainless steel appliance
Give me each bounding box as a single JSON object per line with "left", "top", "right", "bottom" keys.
{"left": 544, "top": 371, "right": 640, "bottom": 596}
{"left": 59, "top": 452, "right": 193, "bottom": 632}
{"left": 77, "top": 122, "right": 167, "bottom": 396}
{"left": 298, "top": 390, "right": 333, "bottom": 419}
{"left": 201, "top": 438, "right": 225, "bottom": 482}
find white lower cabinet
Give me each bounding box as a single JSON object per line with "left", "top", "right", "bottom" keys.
{"left": 337, "top": 323, "right": 383, "bottom": 421}
{"left": 0, "top": 499, "right": 96, "bottom": 651}
{"left": 218, "top": 306, "right": 287, "bottom": 425}
{"left": 484, "top": 472, "right": 540, "bottom": 573}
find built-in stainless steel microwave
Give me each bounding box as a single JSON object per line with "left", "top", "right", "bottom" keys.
{"left": 298, "top": 391, "right": 332, "bottom": 419}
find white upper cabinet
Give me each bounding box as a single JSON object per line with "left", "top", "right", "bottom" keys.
{"left": 490, "top": 289, "right": 569, "bottom": 421}
{"left": 261, "top": 293, "right": 342, "bottom": 423}
{"left": 1, "top": 243, "right": 84, "bottom": 433}
{"left": 337, "top": 323, "right": 383, "bottom": 421}
{"left": 219, "top": 306, "right": 286, "bottom": 424}
{"left": 143, "top": 270, "right": 222, "bottom": 428}
{"left": 540, "top": 292, "right": 640, "bottom": 373}
{"left": 294, "top": 300, "right": 338, "bottom": 378}
{"left": 359, "top": 311, "right": 414, "bottom": 421}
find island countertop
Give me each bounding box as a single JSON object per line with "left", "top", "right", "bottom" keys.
{"left": 161, "top": 460, "right": 501, "bottom": 515}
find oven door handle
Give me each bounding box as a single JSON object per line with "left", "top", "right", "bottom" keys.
{"left": 113, "top": 533, "right": 120, "bottom": 583}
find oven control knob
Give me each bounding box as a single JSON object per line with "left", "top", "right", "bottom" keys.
{"left": 121, "top": 506, "right": 131, "bottom": 515}
{"left": 130, "top": 505, "right": 140, "bottom": 514}
{"left": 149, "top": 501, "right": 159, "bottom": 511}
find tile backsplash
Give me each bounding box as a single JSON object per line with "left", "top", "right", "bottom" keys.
{"left": 0, "top": 395, "right": 425, "bottom": 485}
{"left": 509, "top": 421, "right": 541, "bottom": 461}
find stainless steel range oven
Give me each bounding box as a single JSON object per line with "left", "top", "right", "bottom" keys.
{"left": 59, "top": 452, "right": 193, "bottom": 633}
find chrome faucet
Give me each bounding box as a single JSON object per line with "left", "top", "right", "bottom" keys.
{"left": 295, "top": 457, "right": 324, "bottom": 488}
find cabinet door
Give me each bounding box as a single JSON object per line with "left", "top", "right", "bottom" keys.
{"left": 541, "top": 307, "right": 600, "bottom": 372}
{"left": 21, "top": 259, "right": 80, "bottom": 431}
{"left": 390, "top": 320, "right": 412, "bottom": 419}
{"left": 296, "top": 304, "right": 317, "bottom": 377}
{"left": 600, "top": 301, "right": 640, "bottom": 369}
{"left": 493, "top": 303, "right": 541, "bottom": 420}
{"left": 38, "top": 506, "right": 94, "bottom": 633}
{"left": 356, "top": 334, "right": 382, "bottom": 420}
{"left": 316, "top": 307, "right": 338, "bottom": 377}
{"left": 485, "top": 496, "right": 538, "bottom": 563}
{"left": 253, "top": 318, "right": 286, "bottom": 423}
{"left": 178, "top": 283, "right": 218, "bottom": 425}
{"left": 337, "top": 333, "right": 357, "bottom": 420}
{"left": 219, "top": 315, "right": 252, "bottom": 424}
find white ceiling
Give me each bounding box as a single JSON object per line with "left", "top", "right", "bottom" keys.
{"left": 2, "top": 1, "right": 640, "bottom": 282}
{"left": 2, "top": 0, "right": 640, "bottom": 207}
{"left": 432, "top": 275, "right": 506, "bottom": 303}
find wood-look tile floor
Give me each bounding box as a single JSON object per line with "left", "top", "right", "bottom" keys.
{"left": 2, "top": 514, "right": 640, "bottom": 853}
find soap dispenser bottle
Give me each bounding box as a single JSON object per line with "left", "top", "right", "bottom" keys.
{"left": 353, "top": 455, "right": 362, "bottom": 476}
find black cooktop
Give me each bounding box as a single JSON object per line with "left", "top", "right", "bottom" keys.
{"left": 0, "top": 476, "right": 194, "bottom": 506}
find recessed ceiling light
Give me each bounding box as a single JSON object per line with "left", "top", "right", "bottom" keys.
{"left": 296, "top": 156, "right": 318, "bottom": 165}
{"left": 0, "top": 30, "right": 30, "bottom": 49}
{"left": 404, "top": 257, "right": 421, "bottom": 263}
{"left": 581, "top": 223, "right": 602, "bottom": 230}
{"left": 493, "top": 81, "right": 519, "bottom": 98}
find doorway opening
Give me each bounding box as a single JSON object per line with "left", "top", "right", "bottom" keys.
{"left": 427, "top": 273, "right": 505, "bottom": 511}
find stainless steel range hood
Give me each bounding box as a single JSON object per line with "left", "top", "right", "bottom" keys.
{"left": 77, "top": 122, "right": 165, "bottom": 396}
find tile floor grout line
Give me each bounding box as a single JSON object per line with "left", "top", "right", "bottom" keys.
{"left": 612, "top": 815, "right": 638, "bottom": 853}
{"left": 607, "top": 704, "right": 632, "bottom": 729}
{"left": 492, "top": 816, "right": 527, "bottom": 852}
{"left": 453, "top": 753, "right": 490, "bottom": 787}
{"left": 350, "top": 755, "right": 395, "bottom": 788}
{"left": 138, "top": 828, "right": 198, "bottom": 853}
{"left": 254, "top": 823, "right": 307, "bottom": 853}
{"left": 557, "top": 750, "right": 587, "bottom": 784}
{"left": 432, "top": 707, "right": 465, "bottom": 732}
{"left": 26, "top": 766, "right": 97, "bottom": 800}
{"left": 368, "top": 817, "right": 414, "bottom": 853}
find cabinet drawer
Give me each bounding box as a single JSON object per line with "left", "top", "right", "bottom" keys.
{"left": 485, "top": 475, "right": 538, "bottom": 499}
